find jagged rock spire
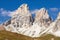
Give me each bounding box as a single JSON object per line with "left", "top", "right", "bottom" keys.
{"left": 35, "top": 8, "right": 50, "bottom": 22}
{"left": 3, "top": 4, "right": 33, "bottom": 33}
{"left": 17, "top": 4, "right": 29, "bottom": 15}
{"left": 34, "top": 8, "right": 52, "bottom": 27}
{"left": 11, "top": 4, "right": 30, "bottom": 17}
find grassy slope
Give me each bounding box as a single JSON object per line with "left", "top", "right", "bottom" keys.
{"left": 0, "top": 30, "right": 60, "bottom": 40}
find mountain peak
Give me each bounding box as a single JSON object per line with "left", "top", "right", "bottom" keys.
{"left": 2, "top": 4, "right": 60, "bottom": 37}
{"left": 20, "top": 4, "right": 28, "bottom": 8}
{"left": 35, "top": 8, "right": 50, "bottom": 22}
{"left": 11, "top": 4, "right": 29, "bottom": 16}
{"left": 40, "top": 8, "right": 46, "bottom": 11}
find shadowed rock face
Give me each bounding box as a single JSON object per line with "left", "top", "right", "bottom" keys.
{"left": 2, "top": 4, "right": 60, "bottom": 37}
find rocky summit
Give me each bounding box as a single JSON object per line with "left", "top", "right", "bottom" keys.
{"left": 1, "top": 4, "right": 60, "bottom": 38}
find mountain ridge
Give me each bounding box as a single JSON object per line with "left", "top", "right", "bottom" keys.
{"left": 1, "top": 4, "right": 60, "bottom": 38}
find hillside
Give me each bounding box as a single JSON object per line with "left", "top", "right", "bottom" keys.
{"left": 0, "top": 30, "right": 60, "bottom": 40}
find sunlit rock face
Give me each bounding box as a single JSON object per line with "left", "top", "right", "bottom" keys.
{"left": 32, "top": 8, "right": 52, "bottom": 37}
{"left": 34, "top": 8, "right": 52, "bottom": 28}
{"left": 3, "top": 4, "right": 33, "bottom": 33}
{"left": 2, "top": 4, "right": 60, "bottom": 37}
{"left": 11, "top": 4, "right": 30, "bottom": 16}
{"left": 11, "top": 6, "right": 32, "bottom": 29}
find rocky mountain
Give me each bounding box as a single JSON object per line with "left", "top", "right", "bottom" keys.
{"left": 1, "top": 4, "right": 60, "bottom": 37}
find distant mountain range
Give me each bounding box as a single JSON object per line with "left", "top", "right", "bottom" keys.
{"left": 0, "top": 4, "right": 60, "bottom": 38}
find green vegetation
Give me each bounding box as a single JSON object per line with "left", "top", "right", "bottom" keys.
{"left": 0, "top": 30, "right": 60, "bottom": 40}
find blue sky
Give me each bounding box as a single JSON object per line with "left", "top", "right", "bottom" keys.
{"left": 0, "top": 0, "right": 60, "bottom": 24}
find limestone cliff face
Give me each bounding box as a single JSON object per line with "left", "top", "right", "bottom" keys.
{"left": 2, "top": 4, "right": 60, "bottom": 37}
